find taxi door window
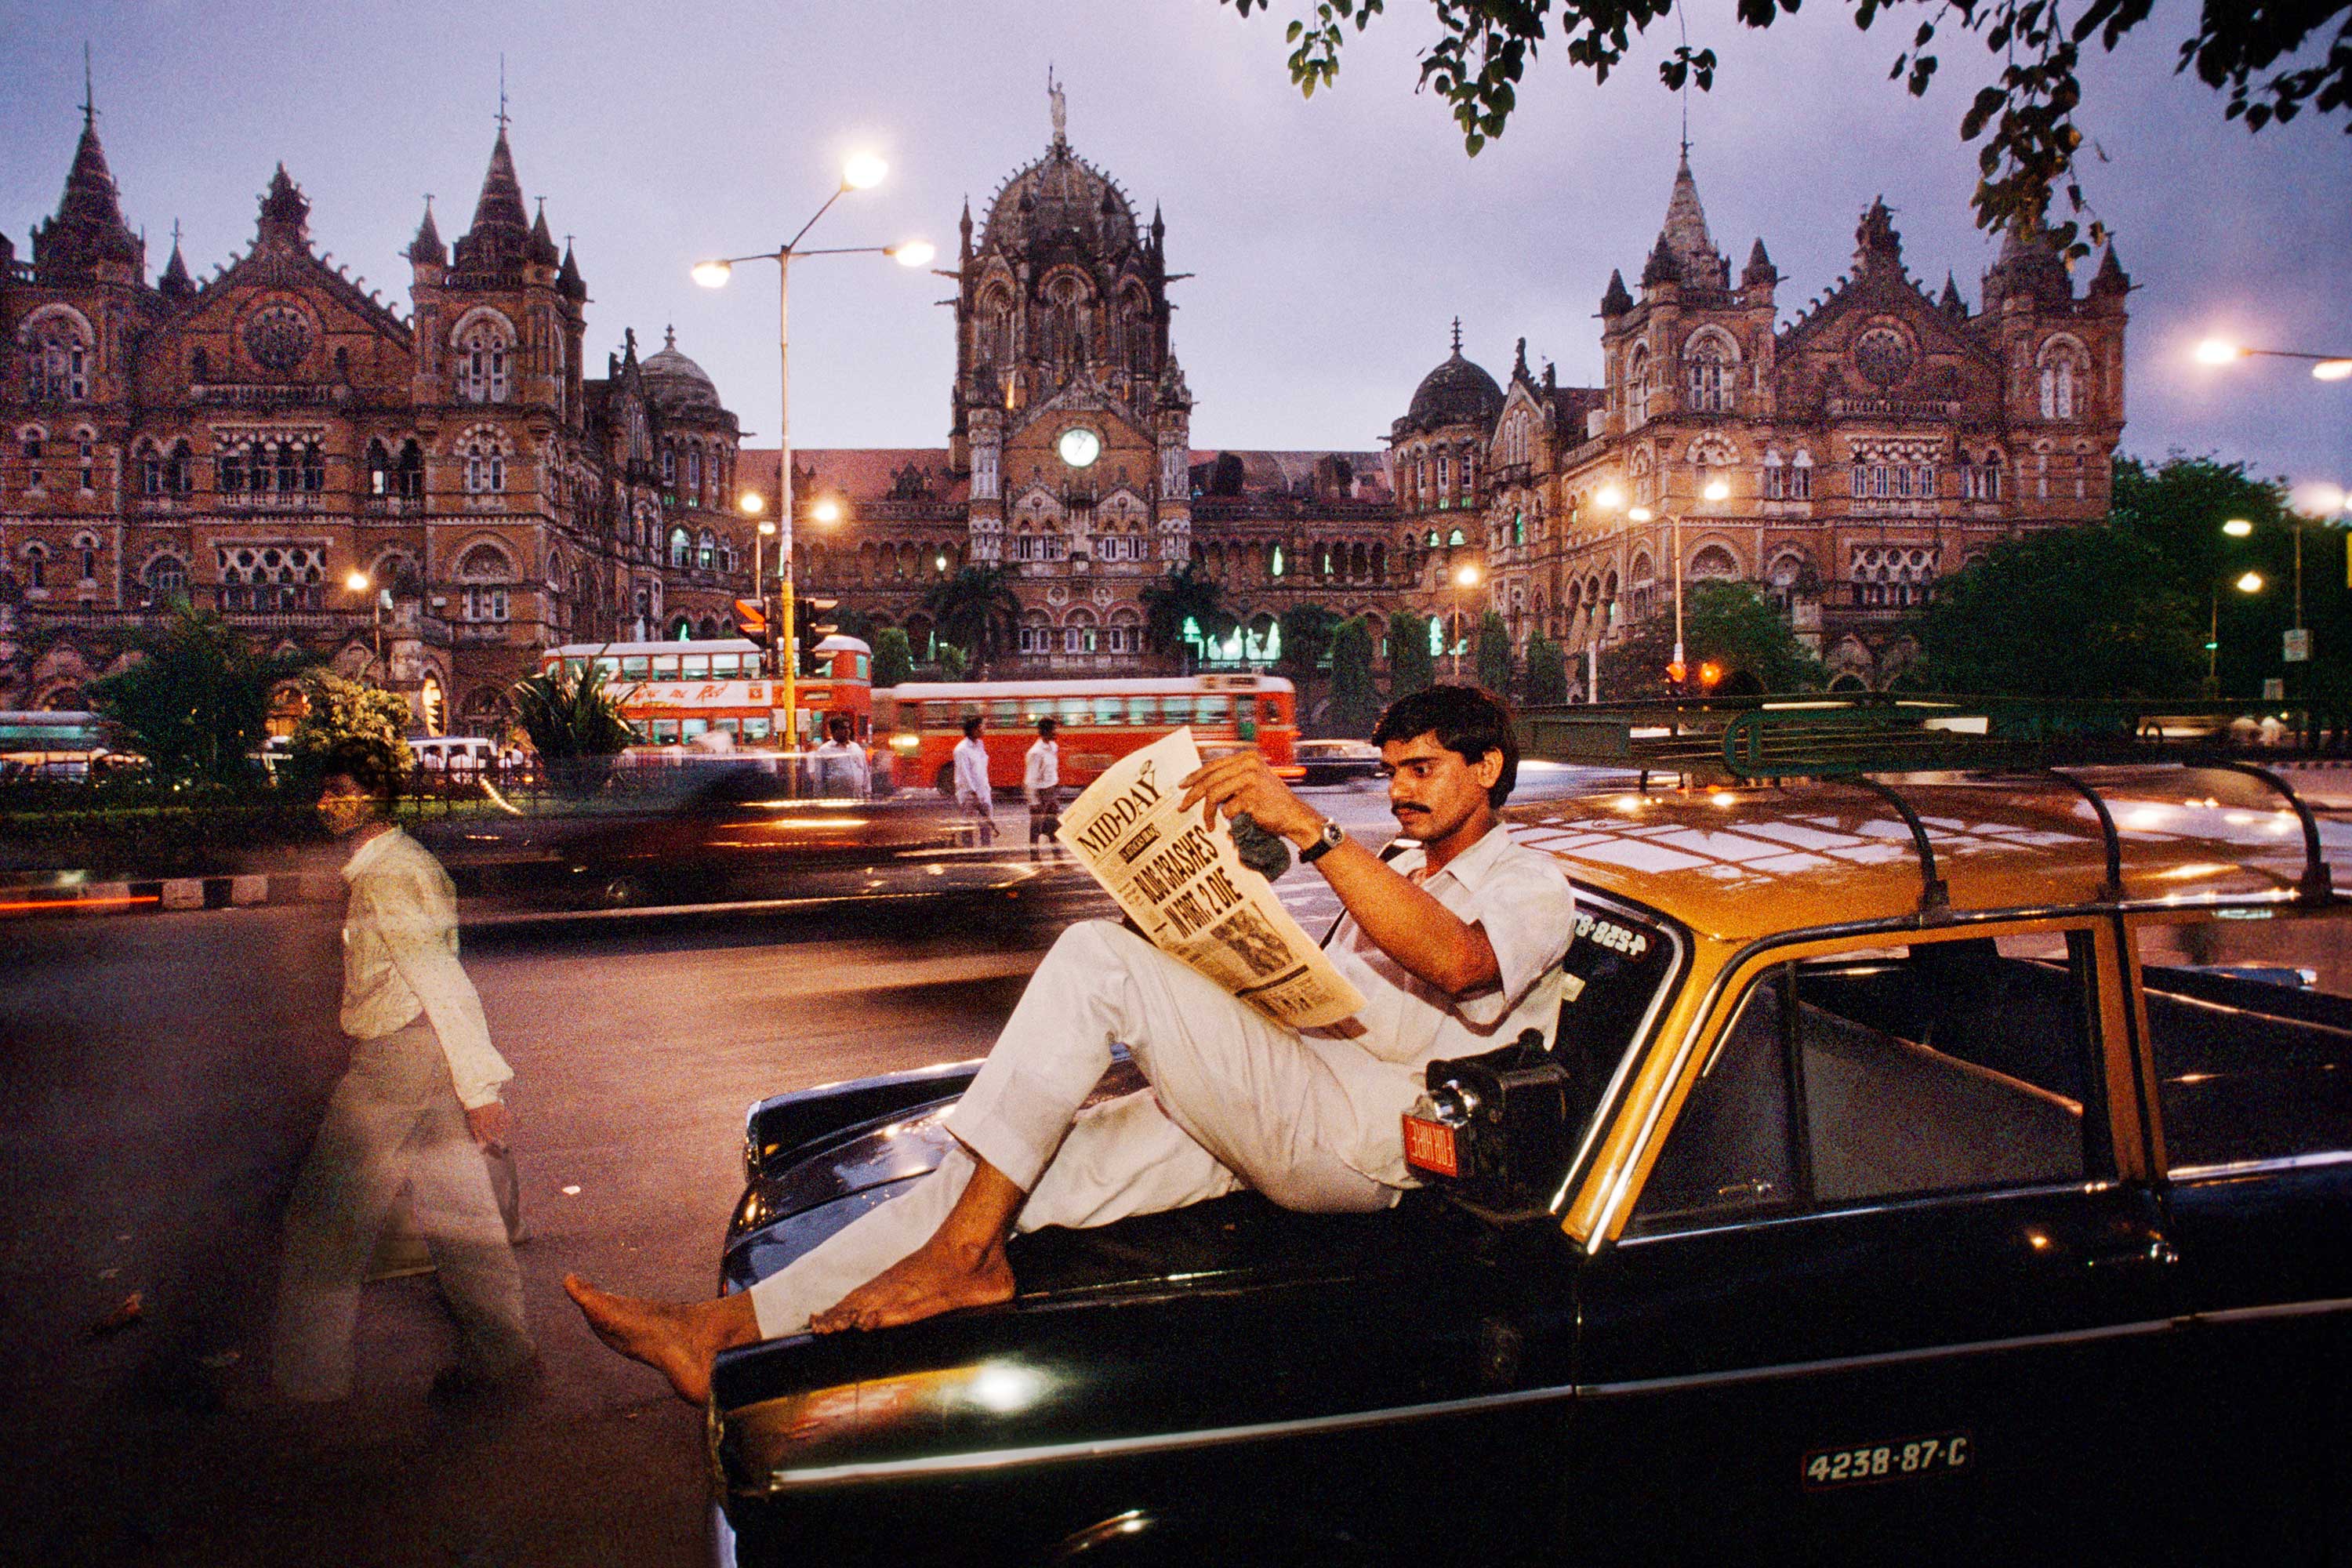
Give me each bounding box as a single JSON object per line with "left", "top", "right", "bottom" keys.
{"left": 1632, "top": 931, "right": 2101, "bottom": 1234}
{"left": 2136, "top": 905, "right": 2352, "bottom": 1170}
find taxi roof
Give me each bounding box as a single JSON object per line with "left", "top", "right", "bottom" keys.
{"left": 1508, "top": 764, "right": 2339, "bottom": 944}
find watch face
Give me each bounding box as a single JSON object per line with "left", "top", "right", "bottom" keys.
{"left": 1058, "top": 427, "right": 1102, "bottom": 469}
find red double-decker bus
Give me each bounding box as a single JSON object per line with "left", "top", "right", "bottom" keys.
{"left": 540, "top": 636, "right": 872, "bottom": 747}
{"left": 873, "top": 673, "right": 1299, "bottom": 796}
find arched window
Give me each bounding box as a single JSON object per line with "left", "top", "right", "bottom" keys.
{"left": 697, "top": 528, "right": 717, "bottom": 571}
{"left": 18, "top": 311, "right": 91, "bottom": 402}
{"left": 456, "top": 543, "right": 511, "bottom": 622}
{"left": 365, "top": 439, "right": 393, "bottom": 497}
{"left": 459, "top": 432, "right": 507, "bottom": 494}
{"left": 686, "top": 445, "right": 702, "bottom": 498}
{"left": 21, "top": 543, "right": 48, "bottom": 590}
{"left": 1627, "top": 343, "right": 1651, "bottom": 425}
{"left": 1683, "top": 331, "right": 1733, "bottom": 413}
{"left": 456, "top": 318, "right": 511, "bottom": 403}
{"left": 394, "top": 439, "right": 424, "bottom": 498}
{"left": 2038, "top": 337, "right": 2087, "bottom": 420}
{"left": 662, "top": 445, "right": 677, "bottom": 486}
{"left": 1789, "top": 448, "right": 1814, "bottom": 501}
{"left": 143, "top": 554, "right": 187, "bottom": 598}
{"left": 670, "top": 527, "right": 691, "bottom": 568}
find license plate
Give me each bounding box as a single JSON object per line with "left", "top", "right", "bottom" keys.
{"left": 1403, "top": 1114, "right": 1459, "bottom": 1178}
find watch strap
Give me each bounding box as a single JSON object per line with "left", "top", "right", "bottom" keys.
{"left": 1298, "top": 818, "right": 1345, "bottom": 864}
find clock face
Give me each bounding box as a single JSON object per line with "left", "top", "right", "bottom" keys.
{"left": 1058, "top": 426, "right": 1102, "bottom": 469}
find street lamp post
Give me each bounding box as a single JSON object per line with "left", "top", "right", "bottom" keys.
{"left": 739, "top": 491, "right": 775, "bottom": 675}
{"left": 2195, "top": 337, "right": 2352, "bottom": 383}
{"left": 1451, "top": 562, "right": 1482, "bottom": 681}
{"left": 1626, "top": 477, "right": 1733, "bottom": 690}
{"left": 693, "top": 157, "right": 931, "bottom": 746}
{"left": 2208, "top": 569, "right": 2266, "bottom": 691}
{"left": 345, "top": 570, "right": 382, "bottom": 680}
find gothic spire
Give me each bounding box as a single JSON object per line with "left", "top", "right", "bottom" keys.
{"left": 2089, "top": 241, "right": 2130, "bottom": 297}
{"left": 1450, "top": 315, "right": 1463, "bottom": 354}
{"left": 1654, "top": 150, "right": 1719, "bottom": 283}
{"left": 1600, "top": 268, "right": 1633, "bottom": 316}
{"left": 407, "top": 196, "right": 446, "bottom": 265}
{"left": 256, "top": 163, "right": 311, "bottom": 248}
{"left": 1742, "top": 237, "right": 1777, "bottom": 289}
{"left": 1852, "top": 196, "right": 1903, "bottom": 278}
{"left": 529, "top": 197, "right": 560, "bottom": 264}
{"left": 35, "top": 91, "right": 143, "bottom": 275}
{"left": 158, "top": 221, "right": 194, "bottom": 298}
{"left": 468, "top": 126, "right": 530, "bottom": 237}
{"left": 557, "top": 237, "right": 586, "bottom": 299}
{"left": 1939, "top": 270, "right": 1967, "bottom": 318}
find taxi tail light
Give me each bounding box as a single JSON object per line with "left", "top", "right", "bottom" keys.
{"left": 1273, "top": 766, "right": 1307, "bottom": 781}
{"left": 1405, "top": 1029, "right": 1575, "bottom": 1223}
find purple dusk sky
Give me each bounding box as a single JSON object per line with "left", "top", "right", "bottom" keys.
{"left": 5, "top": 2, "right": 2347, "bottom": 488}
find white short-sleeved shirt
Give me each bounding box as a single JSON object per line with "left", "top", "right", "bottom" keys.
{"left": 1304, "top": 822, "right": 1576, "bottom": 1186}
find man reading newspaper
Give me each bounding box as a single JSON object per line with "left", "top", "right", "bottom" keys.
{"left": 567, "top": 686, "right": 1574, "bottom": 1403}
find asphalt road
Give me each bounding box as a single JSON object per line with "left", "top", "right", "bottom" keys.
{"left": 0, "top": 771, "right": 1598, "bottom": 1566}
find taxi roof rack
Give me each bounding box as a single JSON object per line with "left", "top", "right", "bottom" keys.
{"left": 1520, "top": 695, "right": 2338, "bottom": 908}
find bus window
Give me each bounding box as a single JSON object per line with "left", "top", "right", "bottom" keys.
{"left": 597, "top": 658, "right": 622, "bottom": 679}
{"left": 715, "top": 718, "right": 740, "bottom": 735}
{"left": 855, "top": 655, "right": 869, "bottom": 680}
{"left": 565, "top": 659, "right": 589, "bottom": 678}
{"left": 988, "top": 699, "right": 1022, "bottom": 724}
{"left": 1260, "top": 697, "right": 1283, "bottom": 728}
{"left": 621, "top": 656, "right": 649, "bottom": 679}
{"left": 1199, "top": 696, "right": 1234, "bottom": 728}
{"left": 1057, "top": 698, "right": 1090, "bottom": 726}
{"left": 652, "top": 720, "right": 681, "bottom": 742}
{"left": 710, "top": 653, "right": 742, "bottom": 675}
{"left": 652, "top": 655, "right": 680, "bottom": 677}
{"left": 682, "top": 719, "right": 708, "bottom": 739}
{"left": 681, "top": 655, "right": 710, "bottom": 678}
{"left": 1094, "top": 696, "right": 1123, "bottom": 726}
{"left": 743, "top": 717, "right": 774, "bottom": 741}
{"left": 1126, "top": 695, "right": 1156, "bottom": 725}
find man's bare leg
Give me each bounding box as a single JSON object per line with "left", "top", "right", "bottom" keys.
{"left": 808, "top": 1155, "right": 1024, "bottom": 1334}
{"left": 563, "top": 1274, "right": 760, "bottom": 1404}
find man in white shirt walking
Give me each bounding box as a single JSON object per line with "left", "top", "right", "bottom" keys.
{"left": 272, "top": 741, "right": 535, "bottom": 1404}
{"left": 1023, "top": 716, "right": 1062, "bottom": 860}
{"left": 812, "top": 715, "right": 870, "bottom": 799}
{"left": 567, "top": 686, "right": 1574, "bottom": 1403}
{"left": 952, "top": 714, "right": 996, "bottom": 844}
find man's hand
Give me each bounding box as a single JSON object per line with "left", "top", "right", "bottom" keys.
{"left": 1178, "top": 752, "right": 1321, "bottom": 844}
{"left": 466, "top": 1099, "right": 513, "bottom": 1150}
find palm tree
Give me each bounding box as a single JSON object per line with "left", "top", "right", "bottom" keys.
{"left": 1138, "top": 561, "right": 1237, "bottom": 670}
{"left": 920, "top": 564, "right": 1021, "bottom": 677}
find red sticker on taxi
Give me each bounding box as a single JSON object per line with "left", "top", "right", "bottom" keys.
{"left": 1403, "top": 1115, "right": 1459, "bottom": 1177}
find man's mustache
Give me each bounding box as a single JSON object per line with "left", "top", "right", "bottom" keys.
{"left": 1393, "top": 803, "right": 1428, "bottom": 816}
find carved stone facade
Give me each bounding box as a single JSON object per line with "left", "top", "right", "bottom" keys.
{"left": 746, "top": 90, "right": 1403, "bottom": 677}
{"left": 1391, "top": 155, "right": 2131, "bottom": 692}
{"left": 0, "top": 107, "right": 753, "bottom": 729}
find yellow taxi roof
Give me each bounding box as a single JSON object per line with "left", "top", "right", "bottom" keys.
{"left": 1507, "top": 764, "right": 2332, "bottom": 944}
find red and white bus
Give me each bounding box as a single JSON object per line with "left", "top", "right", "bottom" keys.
{"left": 874, "top": 673, "right": 1299, "bottom": 796}
{"left": 540, "top": 636, "right": 872, "bottom": 748}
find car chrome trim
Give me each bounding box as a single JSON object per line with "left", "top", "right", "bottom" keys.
{"left": 2168, "top": 1149, "right": 2352, "bottom": 1181}
{"left": 1573, "top": 1316, "right": 2179, "bottom": 1400}
{"left": 751, "top": 1305, "right": 2234, "bottom": 1494}
{"left": 1547, "top": 891, "right": 1692, "bottom": 1225}
{"left": 1613, "top": 1179, "right": 2123, "bottom": 1247}
{"left": 2178, "top": 1296, "right": 2352, "bottom": 1327}
{"left": 755, "top": 1382, "right": 1582, "bottom": 1492}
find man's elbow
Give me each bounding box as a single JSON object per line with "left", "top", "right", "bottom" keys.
{"left": 1435, "top": 948, "right": 1503, "bottom": 1000}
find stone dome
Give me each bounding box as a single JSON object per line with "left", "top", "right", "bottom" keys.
{"left": 980, "top": 143, "right": 1138, "bottom": 255}
{"left": 1406, "top": 349, "right": 1504, "bottom": 430}
{"left": 641, "top": 328, "right": 721, "bottom": 412}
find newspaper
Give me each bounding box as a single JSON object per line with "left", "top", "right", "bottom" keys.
{"left": 1056, "top": 728, "right": 1367, "bottom": 1029}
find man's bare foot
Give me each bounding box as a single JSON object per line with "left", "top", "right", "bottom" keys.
{"left": 563, "top": 1272, "right": 757, "bottom": 1405}
{"left": 808, "top": 1234, "right": 1014, "bottom": 1334}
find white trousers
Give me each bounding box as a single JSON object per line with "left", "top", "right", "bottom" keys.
{"left": 272, "top": 1020, "right": 533, "bottom": 1399}
{"left": 747, "top": 920, "right": 1394, "bottom": 1337}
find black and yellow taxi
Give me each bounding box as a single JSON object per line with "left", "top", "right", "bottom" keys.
{"left": 705, "top": 757, "right": 2349, "bottom": 1566}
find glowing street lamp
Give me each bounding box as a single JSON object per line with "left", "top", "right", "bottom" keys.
{"left": 690, "top": 151, "right": 931, "bottom": 730}
{"left": 1451, "top": 561, "right": 1482, "bottom": 681}
{"left": 2194, "top": 336, "right": 2352, "bottom": 382}
{"left": 346, "top": 570, "right": 383, "bottom": 677}
{"left": 811, "top": 497, "right": 844, "bottom": 525}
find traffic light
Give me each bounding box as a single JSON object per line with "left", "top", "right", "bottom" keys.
{"left": 734, "top": 597, "right": 774, "bottom": 649}
{"left": 1697, "top": 661, "right": 1725, "bottom": 691}
{"left": 1665, "top": 660, "right": 1687, "bottom": 686}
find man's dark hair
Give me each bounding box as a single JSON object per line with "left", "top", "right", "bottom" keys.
{"left": 962, "top": 714, "right": 984, "bottom": 739}
{"left": 317, "top": 736, "right": 401, "bottom": 806}
{"left": 1036, "top": 717, "right": 1058, "bottom": 738}
{"left": 1370, "top": 684, "right": 1519, "bottom": 807}
{"left": 827, "top": 716, "right": 853, "bottom": 742}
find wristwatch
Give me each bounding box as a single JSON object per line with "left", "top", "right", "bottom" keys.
{"left": 1298, "top": 818, "right": 1347, "bottom": 865}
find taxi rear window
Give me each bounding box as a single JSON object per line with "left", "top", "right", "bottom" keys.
{"left": 1552, "top": 897, "right": 1682, "bottom": 1138}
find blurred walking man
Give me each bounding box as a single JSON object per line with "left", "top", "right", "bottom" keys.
{"left": 953, "top": 713, "right": 996, "bottom": 844}
{"left": 272, "top": 740, "right": 536, "bottom": 1404}
{"left": 568, "top": 687, "right": 1573, "bottom": 1405}
{"left": 1024, "top": 716, "right": 1062, "bottom": 859}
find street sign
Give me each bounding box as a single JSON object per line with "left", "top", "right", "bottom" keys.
{"left": 2284, "top": 628, "right": 2311, "bottom": 663}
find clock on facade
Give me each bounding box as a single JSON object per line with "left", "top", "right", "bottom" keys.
{"left": 1058, "top": 426, "right": 1102, "bottom": 469}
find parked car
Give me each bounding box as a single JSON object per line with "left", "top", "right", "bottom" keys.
{"left": 1291, "top": 738, "right": 1384, "bottom": 786}
{"left": 706, "top": 764, "right": 2350, "bottom": 1566}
